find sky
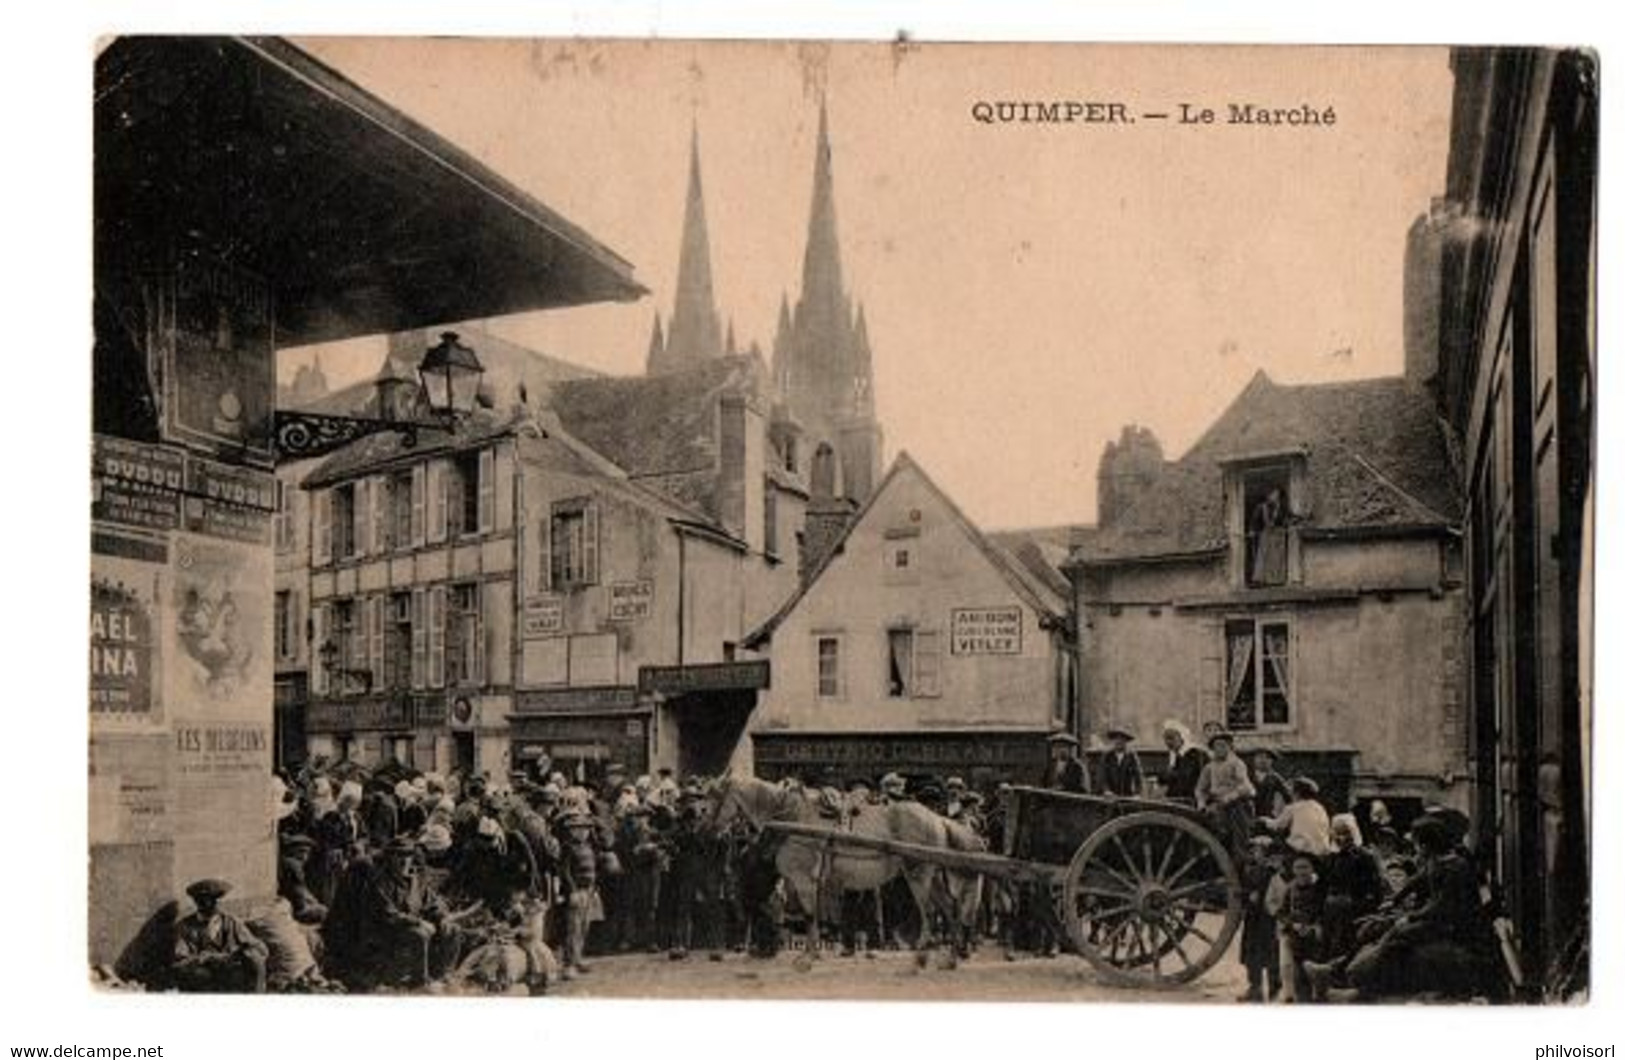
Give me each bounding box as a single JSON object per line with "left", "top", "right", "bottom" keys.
{"left": 280, "top": 39, "right": 1452, "bottom": 530}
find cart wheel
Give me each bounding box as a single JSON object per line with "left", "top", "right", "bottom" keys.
{"left": 1061, "top": 810, "right": 1241, "bottom": 988}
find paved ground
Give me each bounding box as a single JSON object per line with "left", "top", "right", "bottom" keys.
{"left": 550, "top": 945, "right": 1253, "bottom": 1003}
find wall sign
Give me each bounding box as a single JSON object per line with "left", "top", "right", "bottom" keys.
{"left": 608, "top": 580, "right": 654, "bottom": 622}
{"left": 91, "top": 559, "right": 160, "bottom": 724}
{"left": 951, "top": 606, "right": 1024, "bottom": 655}
{"left": 523, "top": 596, "right": 564, "bottom": 638}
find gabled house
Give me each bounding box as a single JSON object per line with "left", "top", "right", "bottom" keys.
{"left": 744, "top": 453, "right": 1076, "bottom": 788}
{"left": 1068, "top": 371, "right": 1468, "bottom": 814}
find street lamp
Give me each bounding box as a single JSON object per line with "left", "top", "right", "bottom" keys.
{"left": 317, "top": 638, "right": 372, "bottom": 694}
{"left": 274, "top": 331, "right": 486, "bottom": 461}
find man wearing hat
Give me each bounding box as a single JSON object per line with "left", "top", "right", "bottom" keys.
{"left": 277, "top": 833, "right": 327, "bottom": 925}
{"left": 879, "top": 772, "right": 910, "bottom": 803}
{"left": 344, "top": 837, "right": 462, "bottom": 990}
{"left": 1044, "top": 731, "right": 1091, "bottom": 794}
{"left": 1098, "top": 726, "right": 1144, "bottom": 797}
{"left": 1265, "top": 776, "right": 1332, "bottom": 856}
{"left": 169, "top": 879, "right": 268, "bottom": 993}
{"left": 1249, "top": 748, "right": 1291, "bottom": 820}
{"left": 1194, "top": 729, "right": 1256, "bottom": 853}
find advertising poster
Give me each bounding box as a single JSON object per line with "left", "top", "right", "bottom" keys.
{"left": 90, "top": 546, "right": 165, "bottom": 730}
{"left": 156, "top": 255, "right": 275, "bottom": 464}
{"left": 163, "top": 533, "right": 274, "bottom": 715}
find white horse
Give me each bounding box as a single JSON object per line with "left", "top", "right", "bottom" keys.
{"left": 710, "top": 776, "right": 983, "bottom": 968}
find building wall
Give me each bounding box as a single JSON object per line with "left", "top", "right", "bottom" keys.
{"left": 1078, "top": 536, "right": 1467, "bottom": 808}
{"left": 753, "top": 469, "right": 1060, "bottom": 739}
{"left": 304, "top": 437, "right": 521, "bottom": 777}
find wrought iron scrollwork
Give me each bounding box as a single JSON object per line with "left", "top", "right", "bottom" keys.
{"left": 273, "top": 411, "right": 420, "bottom": 461}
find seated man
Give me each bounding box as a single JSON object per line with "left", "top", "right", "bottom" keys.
{"left": 169, "top": 879, "right": 268, "bottom": 994}
{"left": 344, "top": 838, "right": 462, "bottom": 991}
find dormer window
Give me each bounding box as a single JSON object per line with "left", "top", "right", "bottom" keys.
{"left": 1243, "top": 465, "right": 1292, "bottom": 586}
{"left": 1225, "top": 454, "right": 1305, "bottom": 588}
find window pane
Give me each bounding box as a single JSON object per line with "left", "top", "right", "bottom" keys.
{"left": 817, "top": 638, "right": 839, "bottom": 697}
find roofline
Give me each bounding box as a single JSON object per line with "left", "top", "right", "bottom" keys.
{"left": 744, "top": 451, "right": 1064, "bottom": 648}
{"left": 240, "top": 37, "right": 646, "bottom": 298}
{"left": 299, "top": 422, "right": 519, "bottom": 490}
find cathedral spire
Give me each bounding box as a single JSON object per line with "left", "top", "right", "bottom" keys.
{"left": 644, "top": 312, "right": 666, "bottom": 374}
{"left": 799, "top": 97, "right": 846, "bottom": 322}
{"left": 656, "top": 122, "right": 724, "bottom": 373}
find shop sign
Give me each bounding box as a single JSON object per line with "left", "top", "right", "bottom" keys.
{"left": 92, "top": 435, "right": 185, "bottom": 532}
{"left": 608, "top": 580, "right": 654, "bottom": 622}
{"left": 639, "top": 660, "right": 771, "bottom": 695}
{"left": 306, "top": 696, "right": 415, "bottom": 733}
{"left": 514, "top": 685, "right": 640, "bottom": 714}
{"left": 951, "top": 606, "right": 1023, "bottom": 655}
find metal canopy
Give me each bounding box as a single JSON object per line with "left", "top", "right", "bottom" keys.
{"left": 95, "top": 36, "right": 646, "bottom": 347}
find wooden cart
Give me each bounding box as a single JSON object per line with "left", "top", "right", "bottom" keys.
{"left": 763, "top": 786, "right": 1243, "bottom": 988}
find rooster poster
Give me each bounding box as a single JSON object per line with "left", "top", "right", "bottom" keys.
{"left": 164, "top": 532, "right": 272, "bottom": 714}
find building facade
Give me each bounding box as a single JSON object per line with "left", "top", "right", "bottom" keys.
{"left": 91, "top": 36, "right": 642, "bottom": 970}
{"left": 1428, "top": 47, "right": 1595, "bottom": 995}
{"left": 1068, "top": 373, "right": 1469, "bottom": 814}
{"left": 746, "top": 454, "right": 1076, "bottom": 788}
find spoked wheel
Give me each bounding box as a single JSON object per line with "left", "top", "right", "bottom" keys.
{"left": 1061, "top": 810, "right": 1241, "bottom": 988}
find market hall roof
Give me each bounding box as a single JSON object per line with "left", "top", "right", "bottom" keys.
{"left": 95, "top": 36, "right": 646, "bottom": 348}
{"left": 1072, "top": 371, "right": 1463, "bottom": 566}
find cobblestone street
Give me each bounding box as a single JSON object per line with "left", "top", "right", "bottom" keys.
{"left": 552, "top": 946, "right": 1251, "bottom": 1003}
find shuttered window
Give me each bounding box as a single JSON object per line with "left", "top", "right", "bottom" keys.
{"left": 428, "top": 585, "right": 446, "bottom": 688}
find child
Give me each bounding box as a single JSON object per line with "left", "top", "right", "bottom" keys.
{"left": 1237, "top": 836, "right": 1281, "bottom": 1002}
{"left": 1275, "top": 851, "right": 1325, "bottom": 1002}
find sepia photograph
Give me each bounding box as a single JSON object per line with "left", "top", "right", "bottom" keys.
{"left": 83, "top": 31, "right": 1596, "bottom": 1018}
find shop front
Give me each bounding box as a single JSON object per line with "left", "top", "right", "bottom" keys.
{"left": 640, "top": 661, "right": 769, "bottom": 778}
{"left": 305, "top": 693, "right": 445, "bottom": 770}
{"left": 509, "top": 686, "right": 651, "bottom": 786}
{"left": 752, "top": 730, "right": 1051, "bottom": 791}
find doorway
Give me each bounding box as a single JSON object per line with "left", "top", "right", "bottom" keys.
{"left": 674, "top": 691, "right": 756, "bottom": 778}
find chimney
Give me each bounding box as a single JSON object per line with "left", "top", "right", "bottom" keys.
{"left": 1096, "top": 425, "right": 1164, "bottom": 525}
{"left": 1403, "top": 197, "right": 1462, "bottom": 390}
{"left": 716, "top": 393, "right": 764, "bottom": 549}
{"left": 800, "top": 496, "right": 853, "bottom": 582}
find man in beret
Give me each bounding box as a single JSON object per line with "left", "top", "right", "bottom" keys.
{"left": 170, "top": 879, "right": 268, "bottom": 993}
{"left": 1249, "top": 748, "right": 1291, "bottom": 820}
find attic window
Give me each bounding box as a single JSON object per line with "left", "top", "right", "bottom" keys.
{"left": 1241, "top": 464, "right": 1293, "bottom": 587}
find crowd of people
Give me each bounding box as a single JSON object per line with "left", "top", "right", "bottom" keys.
{"left": 109, "top": 721, "right": 1502, "bottom": 1002}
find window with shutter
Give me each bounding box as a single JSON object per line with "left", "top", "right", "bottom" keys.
{"left": 368, "top": 596, "right": 384, "bottom": 685}
{"left": 428, "top": 585, "right": 446, "bottom": 688}
{"left": 354, "top": 479, "right": 370, "bottom": 557}
{"left": 373, "top": 477, "right": 390, "bottom": 553}
{"left": 428, "top": 462, "right": 447, "bottom": 544}
{"left": 311, "top": 603, "right": 328, "bottom": 695}
{"left": 411, "top": 465, "right": 426, "bottom": 547}
{"left": 314, "top": 490, "right": 332, "bottom": 566}
{"left": 582, "top": 503, "right": 600, "bottom": 585}
{"left": 914, "top": 629, "right": 942, "bottom": 697}
{"left": 536, "top": 515, "right": 552, "bottom": 592}
{"left": 411, "top": 589, "right": 427, "bottom": 690}
{"left": 350, "top": 598, "right": 368, "bottom": 692}
{"left": 478, "top": 449, "right": 496, "bottom": 534}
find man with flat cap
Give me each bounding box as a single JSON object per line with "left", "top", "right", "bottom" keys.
{"left": 170, "top": 878, "right": 268, "bottom": 993}
{"left": 1044, "top": 731, "right": 1091, "bottom": 794}
{"left": 1097, "top": 726, "right": 1144, "bottom": 797}
{"left": 346, "top": 837, "right": 462, "bottom": 990}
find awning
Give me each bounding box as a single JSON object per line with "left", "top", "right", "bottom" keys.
{"left": 95, "top": 36, "right": 646, "bottom": 348}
